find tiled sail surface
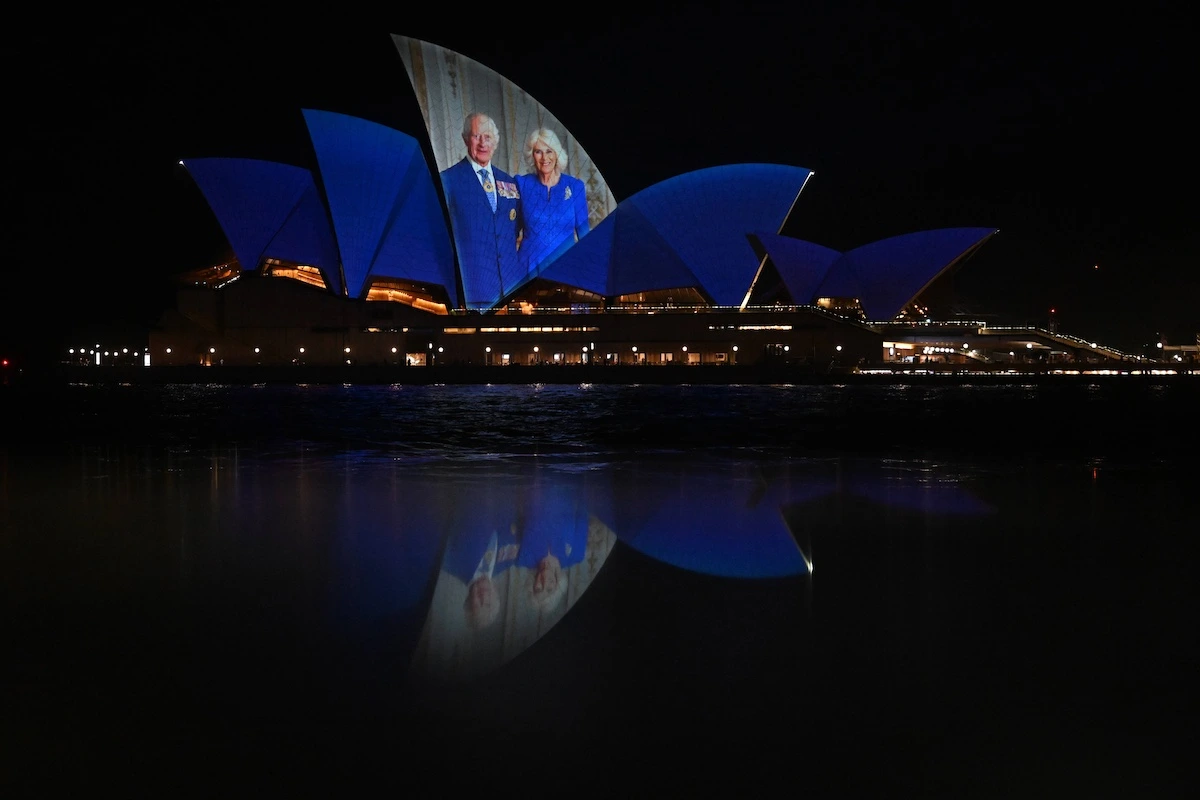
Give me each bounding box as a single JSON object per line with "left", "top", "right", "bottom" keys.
{"left": 750, "top": 232, "right": 842, "bottom": 303}
{"left": 823, "top": 227, "right": 1000, "bottom": 319}
{"left": 628, "top": 164, "right": 812, "bottom": 306}
{"left": 540, "top": 164, "right": 813, "bottom": 304}
{"left": 303, "top": 109, "right": 456, "bottom": 302}
{"left": 183, "top": 157, "right": 340, "bottom": 293}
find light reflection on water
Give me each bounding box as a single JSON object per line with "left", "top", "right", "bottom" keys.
{"left": 2, "top": 381, "right": 1197, "bottom": 783}
{"left": 4, "top": 441, "right": 1000, "bottom": 684}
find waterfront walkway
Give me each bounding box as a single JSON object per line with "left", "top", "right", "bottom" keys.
{"left": 15, "top": 362, "right": 1198, "bottom": 386}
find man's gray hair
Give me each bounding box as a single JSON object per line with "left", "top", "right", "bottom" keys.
{"left": 462, "top": 112, "right": 499, "bottom": 143}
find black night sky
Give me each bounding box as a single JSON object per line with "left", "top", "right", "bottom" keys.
{"left": 6, "top": 4, "right": 1197, "bottom": 364}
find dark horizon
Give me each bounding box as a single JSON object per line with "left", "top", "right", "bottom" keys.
{"left": 7, "top": 8, "right": 1197, "bottom": 365}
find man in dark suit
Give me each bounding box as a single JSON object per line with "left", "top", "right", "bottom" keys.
{"left": 440, "top": 112, "right": 522, "bottom": 310}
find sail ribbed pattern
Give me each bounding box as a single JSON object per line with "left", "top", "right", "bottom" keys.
{"left": 183, "top": 157, "right": 340, "bottom": 292}
{"left": 303, "top": 109, "right": 456, "bottom": 302}
{"left": 820, "top": 227, "right": 1000, "bottom": 319}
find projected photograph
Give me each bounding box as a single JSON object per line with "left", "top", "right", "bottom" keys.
{"left": 393, "top": 35, "right": 618, "bottom": 310}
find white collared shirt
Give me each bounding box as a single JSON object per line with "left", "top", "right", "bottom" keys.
{"left": 467, "top": 157, "right": 493, "bottom": 189}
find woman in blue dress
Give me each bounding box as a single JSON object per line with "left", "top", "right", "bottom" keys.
{"left": 515, "top": 127, "right": 590, "bottom": 278}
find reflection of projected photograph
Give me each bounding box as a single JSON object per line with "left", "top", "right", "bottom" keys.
{"left": 392, "top": 36, "right": 617, "bottom": 309}
{"left": 409, "top": 476, "right": 617, "bottom": 684}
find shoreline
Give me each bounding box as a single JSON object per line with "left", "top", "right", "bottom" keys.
{"left": 6, "top": 363, "right": 1197, "bottom": 387}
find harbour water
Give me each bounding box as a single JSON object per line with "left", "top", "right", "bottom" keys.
{"left": 3, "top": 380, "right": 1197, "bottom": 792}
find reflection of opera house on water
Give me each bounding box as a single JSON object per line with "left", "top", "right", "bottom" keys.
{"left": 139, "top": 35, "right": 1160, "bottom": 377}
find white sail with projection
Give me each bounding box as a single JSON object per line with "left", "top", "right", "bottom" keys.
{"left": 392, "top": 35, "right": 617, "bottom": 308}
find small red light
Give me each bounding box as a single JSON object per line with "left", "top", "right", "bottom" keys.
{"left": 1, "top": 359, "right": 8, "bottom": 367}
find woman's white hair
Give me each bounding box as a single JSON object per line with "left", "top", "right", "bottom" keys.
{"left": 527, "top": 558, "right": 567, "bottom": 612}
{"left": 523, "top": 128, "right": 568, "bottom": 172}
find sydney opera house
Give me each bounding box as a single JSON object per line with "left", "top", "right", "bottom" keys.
{"left": 143, "top": 35, "right": 1132, "bottom": 376}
